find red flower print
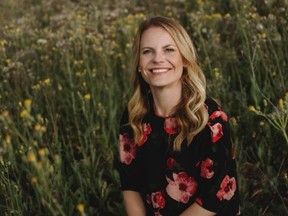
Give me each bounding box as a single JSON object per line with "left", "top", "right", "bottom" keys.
{"left": 119, "top": 133, "right": 136, "bottom": 165}
{"left": 195, "top": 198, "right": 203, "bottom": 206}
{"left": 138, "top": 123, "right": 152, "bottom": 146}
{"left": 200, "top": 158, "right": 214, "bottom": 179}
{"left": 208, "top": 122, "right": 223, "bottom": 143}
{"left": 155, "top": 212, "right": 163, "bottom": 216}
{"left": 166, "top": 157, "right": 176, "bottom": 170}
{"left": 164, "top": 117, "right": 178, "bottom": 134}
{"left": 166, "top": 172, "right": 198, "bottom": 203}
{"left": 210, "top": 110, "right": 228, "bottom": 122}
{"left": 216, "top": 175, "right": 237, "bottom": 201}
{"left": 146, "top": 194, "right": 151, "bottom": 204}
{"left": 151, "top": 191, "right": 166, "bottom": 209}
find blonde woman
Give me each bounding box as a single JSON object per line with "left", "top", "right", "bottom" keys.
{"left": 117, "top": 16, "right": 240, "bottom": 216}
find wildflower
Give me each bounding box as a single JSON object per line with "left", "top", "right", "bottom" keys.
{"left": 37, "top": 38, "right": 47, "bottom": 44}
{"left": 279, "top": 99, "right": 284, "bottom": 109}
{"left": 5, "top": 59, "right": 11, "bottom": 65}
{"left": 84, "top": 94, "right": 91, "bottom": 101}
{"left": 5, "top": 135, "right": 11, "bottom": 143}
{"left": 213, "top": 68, "right": 221, "bottom": 79}
{"left": 75, "top": 72, "right": 82, "bottom": 77}
{"left": 1, "top": 110, "right": 9, "bottom": 117}
{"left": 58, "top": 84, "right": 63, "bottom": 91}
{"left": 38, "top": 149, "right": 45, "bottom": 157}
{"left": 32, "top": 84, "right": 41, "bottom": 90}
{"left": 230, "top": 117, "right": 237, "bottom": 125}
{"left": 31, "top": 177, "right": 38, "bottom": 184}
{"left": 76, "top": 204, "right": 85, "bottom": 213}
{"left": 34, "top": 123, "right": 42, "bottom": 131}
{"left": 0, "top": 39, "right": 7, "bottom": 46}
{"left": 20, "top": 109, "right": 28, "bottom": 118}
{"left": 27, "top": 151, "right": 36, "bottom": 162}
{"left": 24, "top": 99, "right": 32, "bottom": 108}
{"left": 249, "top": 105, "right": 256, "bottom": 112}
{"left": 43, "top": 78, "right": 51, "bottom": 85}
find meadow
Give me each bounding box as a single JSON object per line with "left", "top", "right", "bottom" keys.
{"left": 0, "top": 0, "right": 287, "bottom": 215}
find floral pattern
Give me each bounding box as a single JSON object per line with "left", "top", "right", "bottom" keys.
{"left": 166, "top": 157, "right": 176, "bottom": 170}
{"left": 164, "top": 117, "right": 178, "bottom": 134}
{"left": 119, "top": 133, "right": 136, "bottom": 165}
{"left": 166, "top": 172, "right": 198, "bottom": 203}
{"left": 216, "top": 175, "right": 237, "bottom": 201}
{"left": 138, "top": 123, "right": 152, "bottom": 146}
{"left": 151, "top": 191, "right": 166, "bottom": 209}
{"left": 200, "top": 158, "right": 214, "bottom": 179}
{"left": 208, "top": 122, "right": 224, "bottom": 143}
{"left": 118, "top": 98, "right": 240, "bottom": 215}
{"left": 210, "top": 110, "right": 228, "bottom": 122}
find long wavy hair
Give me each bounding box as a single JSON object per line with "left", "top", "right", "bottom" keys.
{"left": 128, "top": 16, "right": 209, "bottom": 151}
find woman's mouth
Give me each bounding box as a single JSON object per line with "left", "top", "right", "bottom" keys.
{"left": 150, "top": 68, "right": 170, "bottom": 74}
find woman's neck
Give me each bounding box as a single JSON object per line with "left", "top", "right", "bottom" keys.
{"left": 150, "top": 86, "right": 182, "bottom": 117}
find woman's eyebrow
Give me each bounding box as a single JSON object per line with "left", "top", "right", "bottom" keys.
{"left": 141, "top": 44, "right": 176, "bottom": 50}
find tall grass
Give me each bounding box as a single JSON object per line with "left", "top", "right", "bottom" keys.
{"left": 0, "top": 0, "right": 287, "bottom": 215}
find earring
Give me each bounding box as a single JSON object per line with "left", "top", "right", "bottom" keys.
{"left": 138, "top": 68, "right": 141, "bottom": 72}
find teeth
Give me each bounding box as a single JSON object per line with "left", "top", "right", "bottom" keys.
{"left": 151, "top": 68, "right": 169, "bottom": 73}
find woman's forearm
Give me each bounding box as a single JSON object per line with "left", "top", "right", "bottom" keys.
{"left": 179, "top": 203, "right": 216, "bottom": 216}
{"left": 123, "top": 190, "right": 146, "bottom": 216}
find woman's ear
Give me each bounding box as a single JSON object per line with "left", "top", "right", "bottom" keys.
{"left": 183, "top": 58, "right": 188, "bottom": 68}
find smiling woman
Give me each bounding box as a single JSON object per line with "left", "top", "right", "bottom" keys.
{"left": 117, "top": 16, "right": 241, "bottom": 216}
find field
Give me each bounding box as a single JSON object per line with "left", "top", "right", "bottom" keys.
{"left": 0, "top": 0, "right": 287, "bottom": 215}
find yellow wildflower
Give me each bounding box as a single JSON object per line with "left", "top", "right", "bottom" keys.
{"left": 27, "top": 151, "right": 36, "bottom": 162}
{"left": 34, "top": 123, "right": 42, "bottom": 131}
{"left": 24, "top": 99, "right": 32, "bottom": 108}
{"left": 230, "top": 117, "right": 237, "bottom": 125}
{"left": 1, "top": 110, "right": 9, "bottom": 117}
{"left": 20, "top": 109, "right": 28, "bottom": 118}
{"left": 31, "top": 177, "right": 38, "bottom": 184}
{"left": 5, "top": 135, "right": 11, "bottom": 143}
{"left": 279, "top": 98, "right": 284, "bottom": 109}
{"left": 84, "top": 94, "right": 91, "bottom": 101}
{"left": 38, "top": 149, "right": 45, "bottom": 157}
{"left": 0, "top": 39, "right": 7, "bottom": 46}
{"left": 43, "top": 78, "right": 51, "bottom": 85}
{"left": 249, "top": 105, "right": 256, "bottom": 112}
{"left": 76, "top": 204, "right": 85, "bottom": 213}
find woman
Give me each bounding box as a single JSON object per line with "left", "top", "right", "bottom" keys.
{"left": 117, "top": 16, "right": 240, "bottom": 216}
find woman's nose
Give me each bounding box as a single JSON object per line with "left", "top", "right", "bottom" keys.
{"left": 153, "top": 51, "right": 165, "bottom": 63}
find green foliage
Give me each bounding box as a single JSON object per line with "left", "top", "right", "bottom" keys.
{"left": 0, "top": 0, "right": 287, "bottom": 215}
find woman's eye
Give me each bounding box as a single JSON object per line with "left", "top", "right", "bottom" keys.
{"left": 165, "top": 48, "right": 175, "bottom": 53}
{"left": 142, "top": 49, "right": 151, "bottom": 54}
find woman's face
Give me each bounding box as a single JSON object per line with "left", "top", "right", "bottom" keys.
{"left": 139, "top": 26, "right": 184, "bottom": 91}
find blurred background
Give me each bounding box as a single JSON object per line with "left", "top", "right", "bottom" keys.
{"left": 0, "top": 0, "right": 287, "bottom": 215}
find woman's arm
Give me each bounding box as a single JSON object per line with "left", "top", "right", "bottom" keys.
{"left": 179, "top": 203, "right": 216, "bottom": 216}
{"left": 123, "top": 190, "right": 146, "bottom": 216}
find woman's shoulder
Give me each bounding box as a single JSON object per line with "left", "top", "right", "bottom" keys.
{"left": 205, "top": 97, "right": 225, "bottom": 114}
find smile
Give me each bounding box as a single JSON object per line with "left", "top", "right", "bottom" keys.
{"left": 150, "top": 68, "right": 170, "bottom": 73}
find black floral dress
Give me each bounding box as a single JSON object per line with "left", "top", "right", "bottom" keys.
{"left": 117, "top": 97, "right": 240, "bottom": 216}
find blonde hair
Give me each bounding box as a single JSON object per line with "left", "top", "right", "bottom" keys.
{"left": 128, "top": 16, "right": 209, "bottom": 151}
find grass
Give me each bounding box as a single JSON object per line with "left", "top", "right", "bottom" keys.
{"left": 0, "top": 0, "right": 287, "bottom": 215}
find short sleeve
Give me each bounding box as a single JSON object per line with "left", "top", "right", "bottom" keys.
{"left": 116, "top": 108, "right": 145, "bottom": 192}
{"left": 195, "top": 99, "right": 240, "bottom": 215}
